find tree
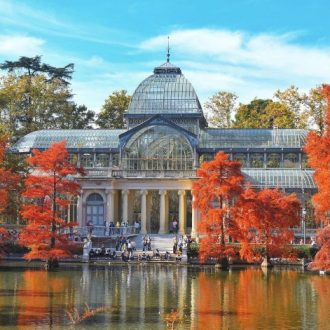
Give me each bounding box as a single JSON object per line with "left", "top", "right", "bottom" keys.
{"left": 305, "top": 86, "right": 327, "bottom": 134}
{"left": 57, "top": 104, "right": 95, "bottom": 129}
{"left": 192, "top": 152, "right": 245, "bottom": 267}
{"left": 204, "top": 91, "right": 237, "bottom": 128}
{"left": 0, "top": 135, "right": 20, "bottom": 255}
{"left": 305, "top": 84, "right": 330, "bottom": 271}
{"left": 309, "top": 226, "right": 330, "bottom": 271}
{"left": 274, "top": 85, "right": 307, "bottom": 128}
{"left": 0, "top": 74, "right": 72, "bottom": 140}
{"left": 233, "top": 99, "right": 296, "bottom": 128}
{"left": 0, "top": 55, "right": 74, "bottom": 85}
{"left": 305, "top": 84, "right": 330, "bottom": 223}
{"left": 19, "top": 141, "right": 84, "bottom": 269}
{"left": 96, "top": 90, "right": 131, "bottom": 129}
{"left": 234, "top": 188, "right": 300, "bottom": 263}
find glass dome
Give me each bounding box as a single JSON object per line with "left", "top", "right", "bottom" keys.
{"left": 127, "top": 62, "right": 203, "bottom": 115}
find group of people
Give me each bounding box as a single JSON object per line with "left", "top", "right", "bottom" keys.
{"left": 172, "top": 234, "right": 192, "bottom": 254}
{"left": 86, "top": 220, "right": 141, "bottom": 236}
{"left": 142, "top": 235, "right": 152, "bottom": 251}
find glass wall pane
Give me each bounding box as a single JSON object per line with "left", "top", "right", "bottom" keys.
{"left": 81, "top": 153, "right": 94, "bottom": 167}
{"left": 302, "top": 154, "right": 310, "bottom": 169}
{"left": 69, "top": 154, "right": 78, "bottom": 165}
{"left": 233, "top": 153, "right": 247, "bottom": 167}
{"left": 250, "top": 153, "right": 264, "bottom": 168}
{"left": 95, "top": 153, "right": 109, "bottom": 167}
{"left": 284, "top": 153, "right": 299, "bottom": 168}
{"left": 267, "top": 153, "right": 281, "bottom": 168}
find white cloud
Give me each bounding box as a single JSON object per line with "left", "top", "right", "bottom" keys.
{"left": 0, "top": 35, "right": 44, "bottom": 56}
{"left": 139, "top": 28, "right": 330, "bottom": 104}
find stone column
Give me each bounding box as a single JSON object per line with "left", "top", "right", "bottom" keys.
{"left": 191, "top": 192, "right": 198, "bottom": 238}
{"left": 121, "top": 189, "right": 129, "bottom": 222}
{"left": 178, "top": 190, "right": 187, "bottom": 234}
{"left": 77, "top": 192, "right": 83, "bottom": 226}
{"left": 159, "top": 190, "right": 167, "bottom": 234}
{"left": 105, "top": 190, "right": 117, "bottom": 223}
{"left": 140, "top": 190, "right": 148, "bottom": 234}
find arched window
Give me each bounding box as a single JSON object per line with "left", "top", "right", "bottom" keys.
{"left": 86, "top": 193, "right": 104, "bottom": 225}
{"left": 122, "top": 126, "right": 194, "bottom": 171}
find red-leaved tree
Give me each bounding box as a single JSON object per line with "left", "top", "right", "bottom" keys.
{"left": 0, "top": 135, "right": 20, "bottom": 255}
{"left": 234, "top": 188, "right": 300, "bottom": 262}
{"left": 193, "top": 152, "right": 245, "bottom": 265}
{"left": 305, "top": 84, "right": 330, "bottom": 271}
{"left": 19, "top": 141, "right": 84, "bottom": 269}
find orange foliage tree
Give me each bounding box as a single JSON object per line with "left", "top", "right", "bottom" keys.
{"left": 193, "top": 152, "right": 245, "bottom": 264}
{"left": 0, "top": 135, "right": 20, "bottom": 255}
{"left": 305, "top": 84, "right": 330, "bottom": 271}
{"left": 234, "top": 188, "right": 300, "bottom": 262}
{"left": 19, "top": 141, "right": 84, "bottom": 269}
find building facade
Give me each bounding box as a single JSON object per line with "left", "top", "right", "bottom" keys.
{"left": 12, "top": 60, "right": 317, "bottom": 236}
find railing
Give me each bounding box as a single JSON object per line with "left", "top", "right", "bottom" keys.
{"left": 87, "top": 168, "right": 197, "bottom": 178}
{"left": 0, "top": 224, "right": 138, "bottom": 238}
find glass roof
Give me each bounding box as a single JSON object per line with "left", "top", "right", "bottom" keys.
{"left": 127, "top": 62, "right": 203, "bottom": 115}
{"left": 12, "top": 129, "right": 125, "bottom": 151}
{"left": 199, "top": 128, "right": 307, "bottom": 148}
{"left": 243, "top": 169, "right": 316, "bottom": 189}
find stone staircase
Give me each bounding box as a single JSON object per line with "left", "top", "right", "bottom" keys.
{"left": 131, "top": 234, "right": 176, "bottom": 252}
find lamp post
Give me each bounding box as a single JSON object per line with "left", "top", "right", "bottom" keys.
{"left": 302, "top": 208, "right": 307, "bottom": 244}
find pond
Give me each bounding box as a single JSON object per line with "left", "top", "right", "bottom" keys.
{"left": 0, "top": 262, "right": 329, "bottom": 329}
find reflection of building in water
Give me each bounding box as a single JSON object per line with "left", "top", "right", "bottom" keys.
{"left": 3, "top": 267, "right": 330, "bottom": 328}
{"left": 12, "top": 57, "right": 317, "bottom": 235}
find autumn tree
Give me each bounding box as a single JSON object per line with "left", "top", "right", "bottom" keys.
{"left": 193, "top": 152, "right": 245, "bottom": 267}
{"left": 19, "top": 141, "right": 84, "bottom": 269}
{"left": 305, "top": 84, "right": 330, "bottom": 271}
{"left": 96, "top": 90, "right": 131, "bottom": 129}
{"left": 204, "top": 91, "right": 237, "bottom": 128}
{"left": 234, "top": 188, "right": 300, "bottom": 264}
{"left": 0, "top": 135, "right": 20, "bottom": 255}
{"left": 305, "top": 86, "right": 327, "bottom": 134}
{"left": 274, "top": 85, "right": 307, "bottom": 128}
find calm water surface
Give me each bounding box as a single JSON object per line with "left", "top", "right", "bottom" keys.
{"left": 0, "top": 262, "right": 329, "bottom": 329}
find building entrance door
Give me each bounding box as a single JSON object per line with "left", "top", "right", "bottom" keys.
{"left": 86, "top": 193, "right": 104, "bottom": 226}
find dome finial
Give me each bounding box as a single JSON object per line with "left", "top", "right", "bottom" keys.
{"left": 167, "top": 36, "right": 170, "bottom": 63}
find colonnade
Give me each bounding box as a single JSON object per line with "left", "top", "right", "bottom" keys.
{"left": 79, "top": 188, "right": 200, "bottom": 236}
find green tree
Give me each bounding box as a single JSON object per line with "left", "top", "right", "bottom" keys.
{"left": 96, "top": 90, "right": 131, "bottom": 129}
{"left": 0, "top": 55, "right": 74, "bottom": 85}
{"left": 233, "top": 99, "right": 296, "bottom": 128}
{"left": 204, "top": 91, "right": 238, "bottom": 128}
{"left": 274, "top": 85, "right": 307, "bottom": 128}
{"left": 305, "top": 86, "right": 327, "bottom": 134}
{"left": 0, "top": 74, "right": 72, "bottom": 140}
{"left": 57, "top": 104, "right": 95, "bottom": 129}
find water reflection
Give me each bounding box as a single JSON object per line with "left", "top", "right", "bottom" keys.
{"left": 0, "top": 264, "right": 329, "bottom": 329}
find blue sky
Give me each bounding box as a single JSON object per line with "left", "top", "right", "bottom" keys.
{"left": 1, "top": 0, "right": 330, "bottom": 112}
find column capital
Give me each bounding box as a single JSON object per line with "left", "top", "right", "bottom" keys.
{"left": 140, "top": 189, "right": 148, "bottom": 196}
{"left": 159, "top": 189, "right": 167, "bottom": 196}
{"left": 178, "top": 190, "right": 186, "bottom": 196}
{"left": 121, "top": 189, "right": 129, "bottom": 196}
{"left": 105, "top": 189, "right": 117, "bottom": 195}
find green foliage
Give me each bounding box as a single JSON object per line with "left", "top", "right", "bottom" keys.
{"left": 294, "top": 245, "right": 319, "bottom": 259}
{"left": 0, "top": 56, "right": 93, "bottom": 141}
{"left": 187, "top": 242, "right": 199, "bottom": 258}
{"left": 96, "top": 90, "right": 131, "bottom": 129}
{"left": 233, "top": 99, "right": 297, "bottom": 128}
